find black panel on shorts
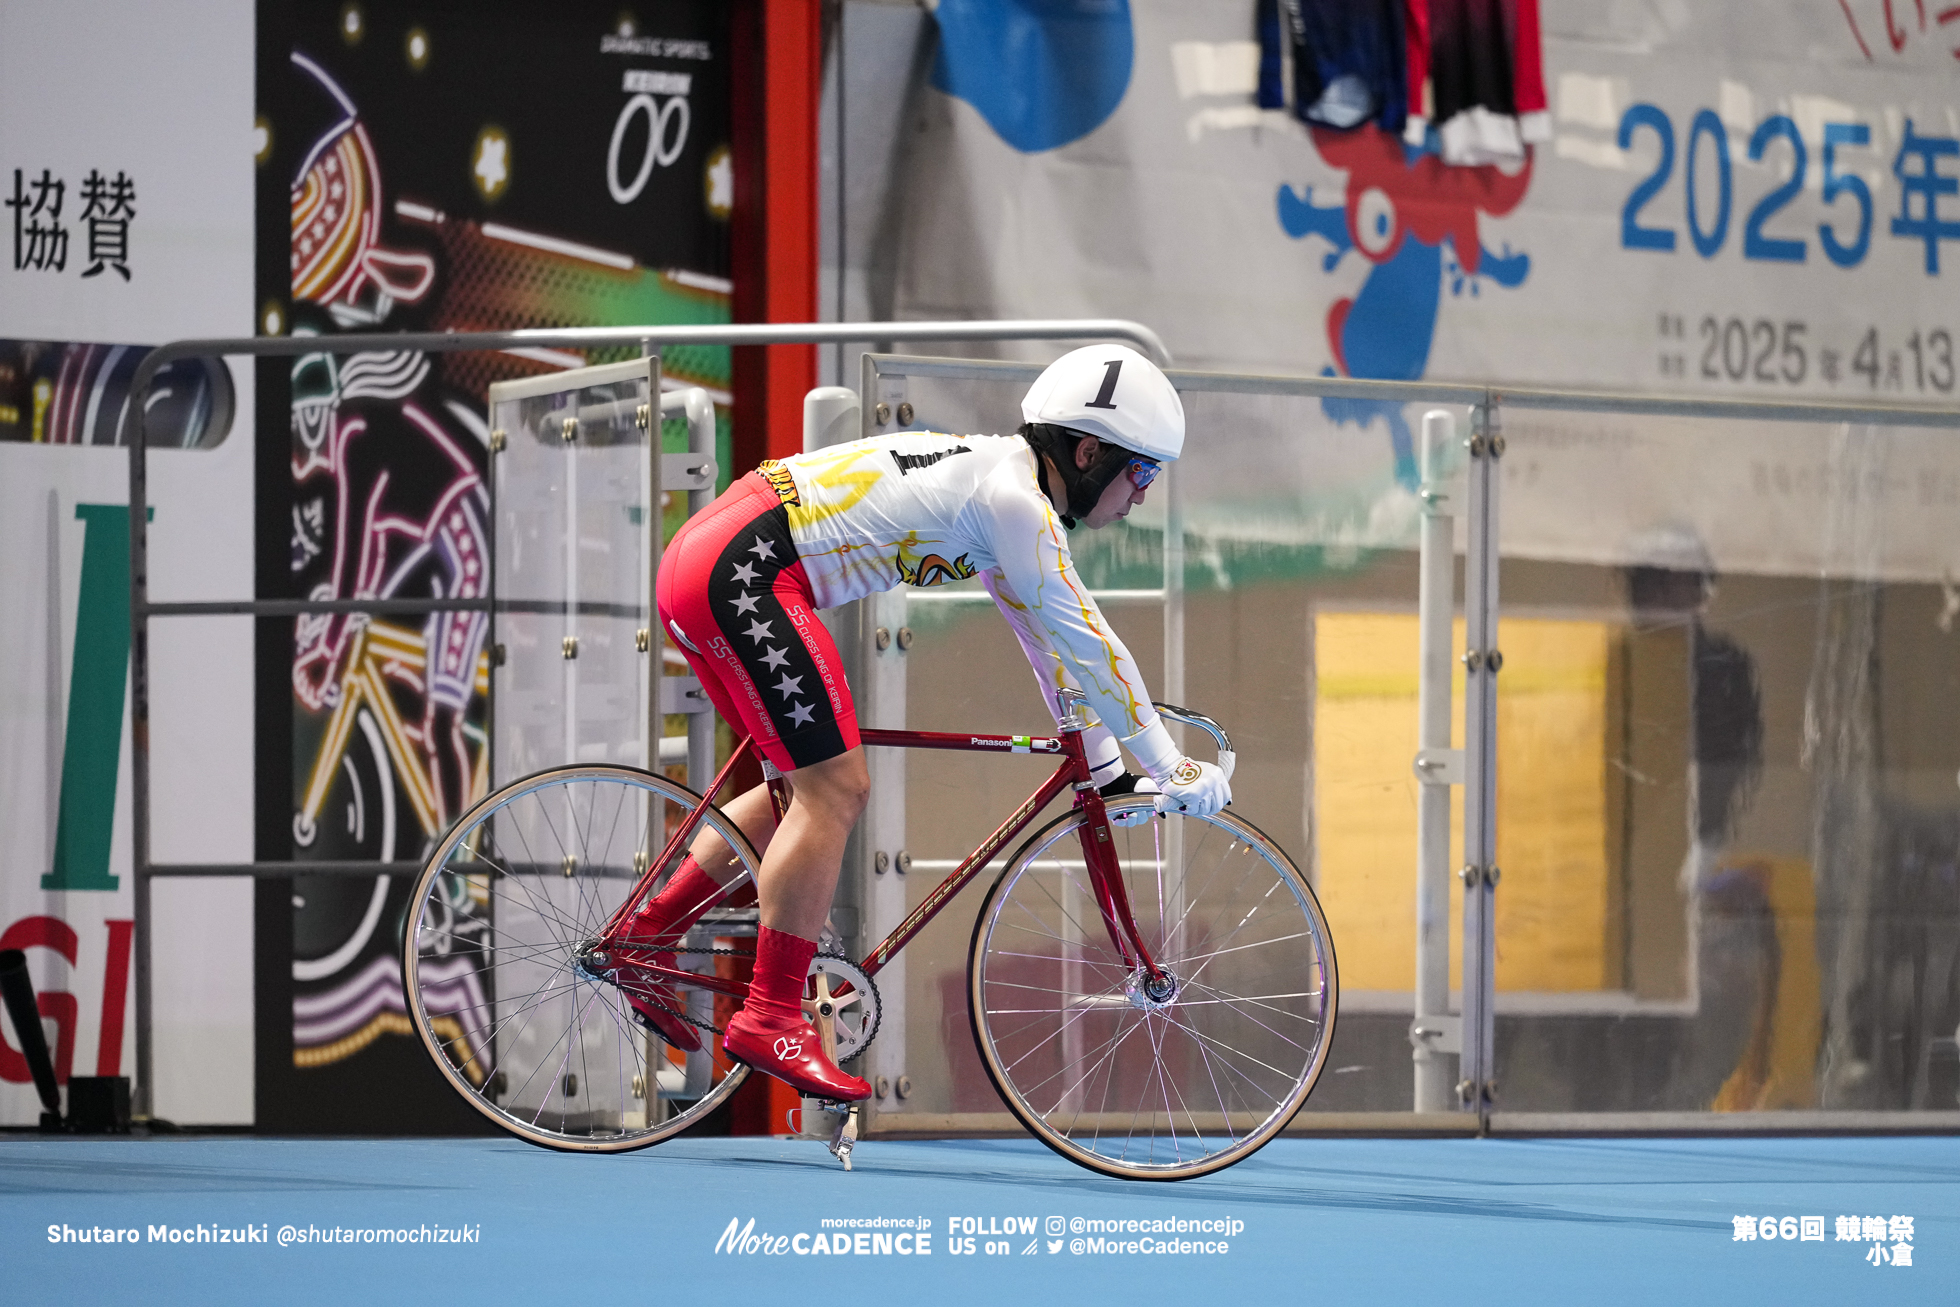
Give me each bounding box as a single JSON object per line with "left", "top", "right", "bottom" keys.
{"left": 705, "top": 504, "right": 849, "bottom": 769}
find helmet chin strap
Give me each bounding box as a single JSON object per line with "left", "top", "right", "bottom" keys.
{"left": 1023, "top": 423, "right": 1132, "bottom": 528}
{"left": 1037, "top": 459, "right": 1078, "bottom": 529}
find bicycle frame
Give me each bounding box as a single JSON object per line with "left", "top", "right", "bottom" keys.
{"left": 594, "top": 713, "right": 1167, "bottom": 999}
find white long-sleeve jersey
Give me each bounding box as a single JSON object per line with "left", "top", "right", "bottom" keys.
{"left": 761, "top": 430, "right": 1173, "bottom": 767}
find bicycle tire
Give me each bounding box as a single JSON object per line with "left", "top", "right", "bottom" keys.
{"left": 968, "top": 796, "right": 1337, "bottom": 1180}
{"left": 403, "top": 764, "right": 759, "bottom": 1151}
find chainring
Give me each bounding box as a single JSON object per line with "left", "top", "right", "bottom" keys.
{"left": 807, "top": 952, "right": 881, "bottom": 1064}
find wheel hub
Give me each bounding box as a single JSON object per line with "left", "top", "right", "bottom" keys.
{"left": 571, "top": 939, "right": 610, "bottom": 981}
{"left": 1126, "top": 964, "right": 1180, "bottom": 1011}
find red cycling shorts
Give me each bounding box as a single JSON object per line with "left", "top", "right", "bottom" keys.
{"left": 655, "top": 470, "right": 860, "bottom": 773}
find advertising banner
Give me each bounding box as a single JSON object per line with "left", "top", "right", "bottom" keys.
{"left": 0, "top": 0, "right": 256, "bottom": 1125}
{"left": 893, "top": 0, "right": 1960, "bottom": 577}
{"left": 258, "top": 0, "right": 732, "bottom": 1130}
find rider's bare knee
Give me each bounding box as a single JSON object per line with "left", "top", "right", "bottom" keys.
{"left": 796, "top": 749, "right": 869, "bottom": 826}
{"left": 823, "top": 761, "right": 870, "bottom": 824}
{"left": 836, "top": 770, "right": 869, "bottom": 823}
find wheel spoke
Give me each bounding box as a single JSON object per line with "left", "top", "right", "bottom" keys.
{"left": 1156, "top": 1002, "right": 1303, "bottom": 1084}
{"left": 1043, "top": 1007, "right": 1148, "bottom": 1125}
{"left": 1183, "top": 1012, "right": 1241, "bottom": 1143}
{"left": 1009, "top": 864, "right": 1129, "bottom": 964}
{"left": 466, "top": 841, "right": 591, "bottom": 946}
{"left": 1178, "top": 877, "right": 1295, "bottom": 990}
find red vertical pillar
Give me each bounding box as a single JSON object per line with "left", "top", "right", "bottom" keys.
{"left": 730, "top": 0, "right": 821, "bottom": 477}
{"left": 726, "top": 6, "right": 821, "bottom": 1138}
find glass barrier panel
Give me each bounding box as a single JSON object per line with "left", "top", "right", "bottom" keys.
{"left": 1495, "top": 410, "right": 1960, "bottom": 1116}
{"left": 491, "top": 368, "right": 652, "bottom": 786}
{"left": 1178, "top": 386, "right": 1473, "bottom": 1120}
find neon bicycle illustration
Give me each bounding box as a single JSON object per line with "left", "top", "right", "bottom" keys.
{"left": 401, "top": 689, "right": 1336, "bottom": 1180}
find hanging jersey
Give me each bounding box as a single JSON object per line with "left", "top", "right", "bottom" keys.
{"left": 759, "top": 431, "right": 1160, "bottom": 741}
{"left": 1402, "top": 0, "right": 1433, "bottom": 145}
{"left": 1259, "top": 0, "right": 1408, "bottom": 133}
{"left": 1506, "top": 0, "right": 1550, "bottom": 142}
{"left": 1430, "top": 0, "right": 1519, "bottom": 165}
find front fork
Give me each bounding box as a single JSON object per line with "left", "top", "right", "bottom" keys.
{"left": 1057, "top": 691, "right": 1166, "bottom": 987}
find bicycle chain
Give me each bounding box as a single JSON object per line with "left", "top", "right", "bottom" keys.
{"left": 605, "top": 947, "right": 875, "bottom": 1052}
{"left": 607, "top": 944, "right": 753, "bottom": 1039}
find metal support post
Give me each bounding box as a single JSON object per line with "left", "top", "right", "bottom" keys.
{"left": 129, "top": 403, "right": 154, "bottom": 1120}
{"left": 842, "top": 368, "right": 910, "bottom": 1125}
{"left": 1161, "top": 452, "right": 1188, "bottom": 915}
{"left": 805, "top": 382, "right": 911, "bottom": 1121}
{"left": 653, "top": 384, "right": 719, "bottom": 793}
{"left": 803, "top": 385, "right": 861, "bottom": 452}
{"left": 1412, "top": 410, "right": 1463, "bottom": 1111}
{"left": 1458, "top": 396, "right": 1503, "bottom": 1123}
{"left": 1162, "top": 459, "right": 1185, "bottom": 710}
{"left": 803, "top": 384, "right": 869, "bottom": 964}
{"left": 644, "top": 351, "right": 665, "bottom": 775}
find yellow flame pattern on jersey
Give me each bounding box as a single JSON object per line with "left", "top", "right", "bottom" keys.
{"left": 782, "top": 444, "right": 884, "bottom": 528}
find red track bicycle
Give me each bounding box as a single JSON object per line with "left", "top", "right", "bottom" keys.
{"left": 403, "top": 691, "right": 1337, "bottom": 1180}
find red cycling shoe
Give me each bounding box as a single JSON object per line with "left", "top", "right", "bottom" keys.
{"left": 723, "top": 1009, "right": 872, "bottom": 1101}
{"left": 603, "top": 861, "right": 728, "bottom": 1053}
{"left": 607, "top": 947, "right": 703, "bottom": 1053}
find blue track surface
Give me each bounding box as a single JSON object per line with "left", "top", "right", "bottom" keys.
{"left": 5, "top": 1134, "right": 1953, "bottom": 1303}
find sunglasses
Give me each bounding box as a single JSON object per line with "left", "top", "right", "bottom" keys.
{"left": 1125, "top": 457, "right": 1161, "bottom": 491}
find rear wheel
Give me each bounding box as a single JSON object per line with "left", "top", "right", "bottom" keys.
{"left": 402, "top": 765, "right": 760, "bottom": 1151}
{"left": 968, "top": 796, "right": 1336, "bottom": 1180}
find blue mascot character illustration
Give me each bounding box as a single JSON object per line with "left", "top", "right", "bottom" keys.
{"left": 1280, "top": 126, "right": 1531, "bottom": 486}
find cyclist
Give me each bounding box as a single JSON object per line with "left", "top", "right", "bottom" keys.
{"left": 613, "top": 345, "right": 1231, "bottom": 1101}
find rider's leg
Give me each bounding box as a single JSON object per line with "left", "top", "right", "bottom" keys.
{"left": 751, "top": 748, "right": 866, "bottom": 940}
{"left": 616, "top": 753, "right": 863, "bottom": 1057}
{"left": 627, "top": 721, "right": 859, "bottom": 930}
{"left": 646, "top": 473, "right": 869, "bottom": 1095}
{"left": 611, "top": 772, "right": 779, "bottom": 1053}
{"left": 722, "top": 747, "right": 872, "bottom": 1100}
{"left": 699, "top": 782, "right": 783, "bottom": 862}
{"left": 619, "top": 774, "right": 787, "bottom": 944}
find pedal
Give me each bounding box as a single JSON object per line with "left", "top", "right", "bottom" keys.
{"left": 826, "top": 1103, "right": 859, "bottom": 1171}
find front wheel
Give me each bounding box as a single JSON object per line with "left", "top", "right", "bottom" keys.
{"left": 968, "top": 797, "right": 1337, "bottom": 1180}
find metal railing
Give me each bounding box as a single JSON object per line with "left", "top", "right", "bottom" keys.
{"left": 119, "top": 319, "right": 1169, "bottom": 1121}
{"left": 853, "top": 352, "right": 1960, "bottom": 1134}
{"left": 122, "top": 320, "right": 1960, "bottom": 1128}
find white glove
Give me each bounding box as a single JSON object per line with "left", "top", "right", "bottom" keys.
{"left": 1120, "top": 719, "right": 1232, "bottom": 819}
{"left": 1151, "top": 758, "right": 1231, "bottom": 817}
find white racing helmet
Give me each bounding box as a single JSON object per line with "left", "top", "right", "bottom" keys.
{"left": 1021, "top": 344, "right": 1183, "bottom": 462}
